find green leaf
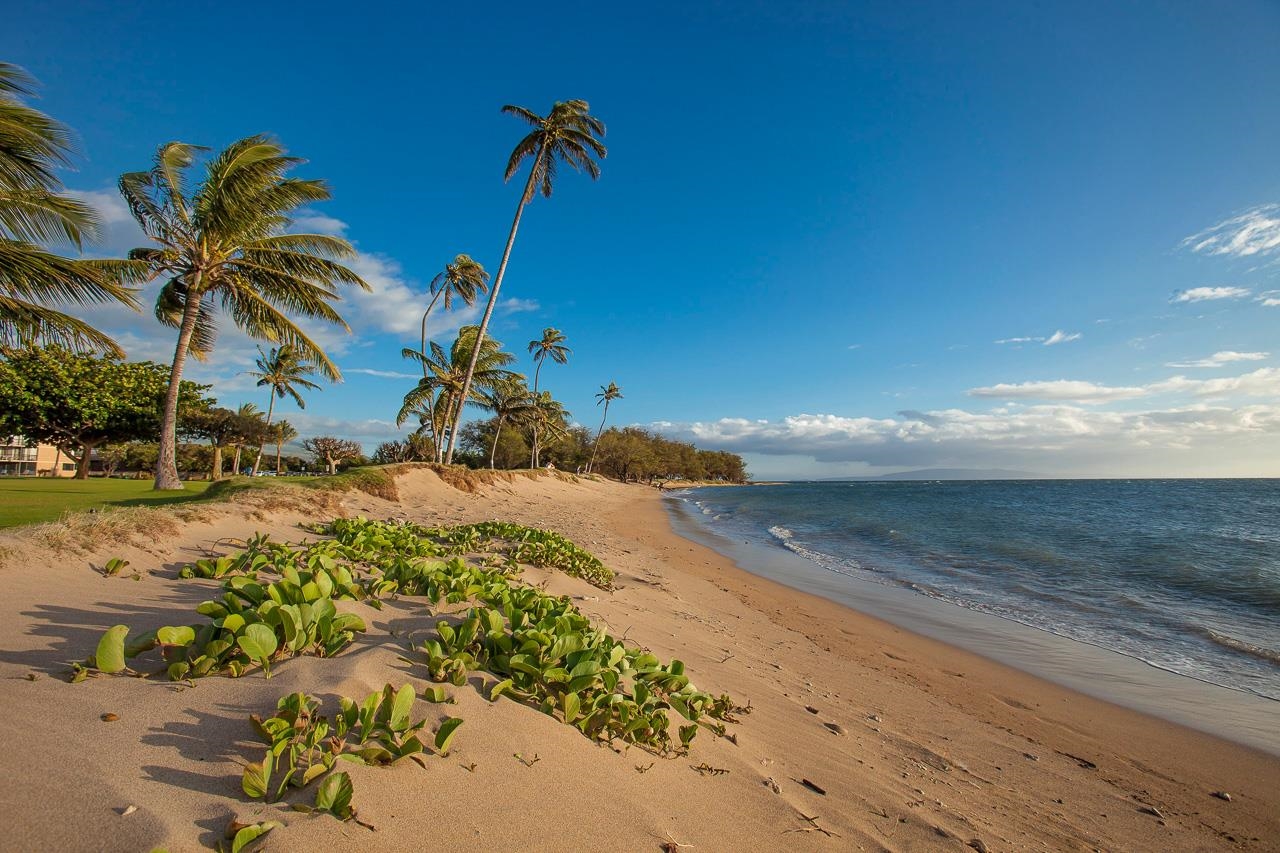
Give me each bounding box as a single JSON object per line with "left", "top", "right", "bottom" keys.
{"left": 314, "top": 771, "right": 354, "bottom": 818}
{"left": 230, "top": 820, "right": 281, "bottom": 853}
{"left": 389, "top": 683, "right": 414, "bottom": 731}
{"left": 94, "top": 625, "right": 129, "bottom": 673}
{"left": 242, "top": 751, "right": 274, "bottom": 799}
{"left": 222, "top": 613, "right": 247, "bottom": 634}
{"left": 488, "top": 679, "right": 513, "bottom": 702}
{"left": 237, "top": 623, "right": 279, "bottom": 671}
{"left": 562, "top": 691, "right": 580, "bottom": 723}
{"left": 434, "top": 717, "right": 463, "bottom": 755}
{"left": 421, "top": 685, "right": 451, "bottom": 703}
{"left": 156, "top": 625, "right": 195, "bottom": 647}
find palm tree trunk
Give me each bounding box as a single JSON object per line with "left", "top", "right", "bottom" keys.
{"left": 419, "top": 290, "right": 443, "bottom": 375}
{"left": 588, "top": 401, "right": 610, "bottom": 473}
{"left": 250, "top": 394, "right": 276, "bottom": 476}
{"left": 446, "top": 147, "right": 544, "bottom": 464}
{"left": 275, "top": 441, "right": 283, "bottom": 475}
{"left": 530, "top": 360, "right": 544, "bottom": 469}
{"left": 155, "top": 275, "right": 204, "bottom": 490}
{"left": 489, "top": 417, "right": 504, "bottom": 469}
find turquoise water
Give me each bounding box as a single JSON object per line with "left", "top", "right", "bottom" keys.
{"left": 672, "top": 480, "right": 1280, "bottom": 703}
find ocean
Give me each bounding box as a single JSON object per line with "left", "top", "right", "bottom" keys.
{"left": 666, "top": 479, "right": 1280, "bottom": 744}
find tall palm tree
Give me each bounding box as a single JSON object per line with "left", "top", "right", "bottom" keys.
{"left": 588, "top": 381, "right": 623, "bottom": 473}
{"left": 397, "top": 325, "right": 519, "bottom": 458}
{"left": 405, "top": 254, "right": 488, "bottom": 375}
{"left": 272, "top": 419, "right": 298, "bottom": 475}
{"left": 477, "top": 378, "right": 536, "bottom": 469}
{"left": 0, "top": 62, "right": 141, "bottom": 354}
{"left": 527, "top": 327, "right": 571, "bottom": 467}
{"left": 525, "top": 391, "right": 570, "bottom": 467}
{"left": 247, "top": 343, "right": 321, "bottom": 475}
{"left": 120, "top": 135, "right": 369, "bottom": 489}
{"left": 445, "top": 100, "right": 606, "bottom": 463}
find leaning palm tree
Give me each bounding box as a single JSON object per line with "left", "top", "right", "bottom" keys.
{"left": 120, "top": 135, "right": 369, "bottom": 489}
{"left": 397, "top": 325, "right": 519, "bottom": 459}
{"left": 272, "top": 420, "right": 298, "bottom": 475}
{"left": 527, "top": 327, "right": 571, "bottom": 467}
{"left": 477, "top": 378, "right": 536, "bottom": 469}
{"left": 445, "top": 100, "right": 606, "bottom": 463}
{"left": 587, "top": 381, "right": 623, "bottom": 473}
{"left": 0, "top": 62, "right": 141, "bottom": 354}
{"left": 404, "top": 254, "right": 489, "bottom": 376}
{"left": 247, "top": 343, "right": 321, "bottom": 475}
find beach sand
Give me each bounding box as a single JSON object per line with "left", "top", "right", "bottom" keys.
{"left": 1, "top": 470, "right": 1276, "bottom": 851}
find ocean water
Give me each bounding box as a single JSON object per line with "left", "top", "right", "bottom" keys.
{"left": 670, "top": 480, "right": 1280, "bottom": 704}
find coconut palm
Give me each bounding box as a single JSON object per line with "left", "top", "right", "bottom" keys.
{"left": 476, "top": 378, "right": 536, "bottom": 469}
{"left": 588, "top": 381, "right": 623, "bottom": 473}
{"left": 247, "top": 343, "right": 321, "bottom": 475}
{"left": 527, "top": 327, "right": 571, "bottom": 467}
{"left": 445, "top": 100, "right": 606, "bottom": 463}
{"left": 525, "top": 391, "right": 570, "bottom": 467}
{"left": 272, "top": 420, "right": 298, "bottom": 475}
{"left": 230, "top": 403, "right": 265, "bottom": 475}
{"left": 397, "top": 325, "right": 519, "bottom": 459}
{"left": 404, "top": 254, "right": 488, "bottom": 376}
{"left": 0, "top": 62, "right": 141, "bottom": 354}
{"left": 119, "top": 135, "right": 369, "bottom": 489}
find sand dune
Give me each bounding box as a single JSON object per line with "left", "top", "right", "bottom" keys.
{"left": 0, "top": 469, "right": 1275, "bottom": 851}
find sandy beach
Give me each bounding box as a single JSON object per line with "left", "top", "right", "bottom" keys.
{"left": 1, "top": 469, "right": 1277, "bottom": 852}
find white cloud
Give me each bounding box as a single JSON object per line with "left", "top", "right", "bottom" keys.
{"left": 1149, "top": 367, "right": 1280, "bottom": 398}
{"left": 968, "top": 379, "right": 1146, "bottom": 403}
{"left": 846, "top": 343, "right": 862, "bottom": 350}
{"left": 1259, "top": 290, "right": 1280, "bottom": 307}
{"left": 1043, "top": 330, "right": 1081, "bottom": 346}
{"left": 1171, "top": 286, "right": 1251, "bottom": 303}
{"left": 653, "top": 404, "right": 1280, "bottom": 474}
{"left": 1165, "top": 351, "right": 1269, "bottom": 369}
{"left": 292, "top": 211, "right": 349, "bottom": 236}
{"left": 345, "top": 367, "right": 419, "bottom": 380}
{"left": 995, "top": 330, "right": 1082, "bottom": 346}
{"left": 1182, "top": 204, "right": 1280, "bottom": 259}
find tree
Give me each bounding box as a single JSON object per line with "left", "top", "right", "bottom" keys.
{"left": 397, "top": 326, "right": 519, "bottom": 460}
{"left": 527, "top": 327, "right": 571, "bottom": 467}
{"left": 228, "top": 403, "right": 267, "bottom": 475}
{"left": 525, "top": 391, "right": 570, "bottom": 467}
{"left": 302, "top": 435, "right": 362, "bottom": 475}
{"left": 119, "top": 136, "right": 369, "bottom": 490}
{"left": 247, "top": 344, "right": 320, "bottom": 475}
{"left": 0, "top": 63, "right": 142, "bottom": 355}
{"left": 0, "top": 347, "right": 208, "bottom": 478}
{"left": 407, "top": 254, "right": 489, "bottom": 374}
{"left": 587, "top": 381, "right": 623, "bottom": 473}
{"left": 476, "top": 378, "right": 536, "bottom": 469}
{"left": 180, "top": 406, "right": 238, "bottom": 481}
{"left": 446, "top": 100, "right": 606, "bottom": 463}
{"left": 271, "top": 420, "right": 298, "bottom": 475}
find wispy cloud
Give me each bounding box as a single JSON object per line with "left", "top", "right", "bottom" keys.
{"left": 846, "top": 343, "right": 862, "bottom": 350}
{"left": 1150, "top": 367, "right": 1280, "bottom": 398}
{"left": 1182, "top": 204, "right": 1280, "bottom": 259}
{"left": 1171, "top": 286, "right": 1251, "bottom": 303}
{"left": 345, "top": 368, "right": 420, "bottom": 379}
{"left": 1259, "top": 290, "right": 1280, "bottom": 307}
{"left": 994, "top": 330, "right": 1082, "bottom": 346}
{"left": 1165, "top": 351, "right": 1269, "bottom": 369}
{"left": 968, "top": 379, "right": 1146, "bottom": 403}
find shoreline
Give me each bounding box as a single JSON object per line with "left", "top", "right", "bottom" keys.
{"left": 1, "top": 471, "right": 1276, "bottom": 851}
{"left": 662, "top": 489, "right": 1280, "bottom": 755}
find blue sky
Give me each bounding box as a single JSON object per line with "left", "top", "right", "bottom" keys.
{"left": 5, "top": 1, "right": 1279, "bottom": 477}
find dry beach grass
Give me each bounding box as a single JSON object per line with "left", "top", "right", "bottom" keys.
{"left": 0, "top": 469, "right": 1276, "bottom": 851}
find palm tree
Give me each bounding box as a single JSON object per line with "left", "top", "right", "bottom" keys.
{"left": 527, "top": 327, "right": 571, "bottom": 467}
{"left": 272, "top": 420, "right": 298, "bottom": 475}
{"left": 525, "top": 391, "right": 570, "bottom": 467}
{"left": 445, "top": 100, "right": 606, "bottom": 463}
{"left": 0, "top": 62, "right": 141, "bottom": 354}
{"left": 247, "top": 343, "right": 321, "bottom": 475}
{"left": 119, "top": 135, "right": 369, "bottom": 489}
{"left": 397, "top": 325, "right": 519, "bottom": 458}
{"left": 476, "top": 378, "right": 536, "bottom": 469}
{"left": 404, "top": 254, "right": 488, "bottom": 376}
{"left": 230, "top": 403, "right": 265, "bottom": 475}
{"left": 588, "top": 381, "right": 623, "bottom": 473}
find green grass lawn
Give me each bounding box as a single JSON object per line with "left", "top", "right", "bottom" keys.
{"left": 0, "top": 477, "right": 215, "bottom": 529}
